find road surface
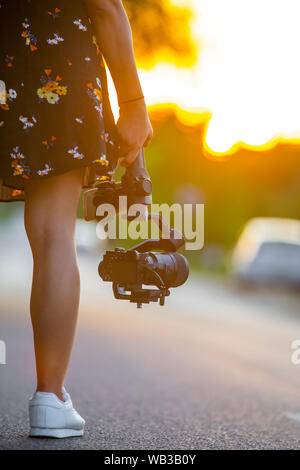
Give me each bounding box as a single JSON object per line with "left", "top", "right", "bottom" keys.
{"left": 0, "top": 212, "right": 300, "bottom": 450}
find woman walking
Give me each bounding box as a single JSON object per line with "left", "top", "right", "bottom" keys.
{"left": 0, "top": 0, "right": 152, "bottom": 438}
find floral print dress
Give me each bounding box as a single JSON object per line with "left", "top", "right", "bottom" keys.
{"left": 0, "top": 0, "right": 118, "bottom": 201}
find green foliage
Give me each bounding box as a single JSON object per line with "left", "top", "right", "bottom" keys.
{"left": 146, "top": 108, "right": 300, "bottom": 250}
{"left": 123, "top": 0, "right": 197, "bottom": 67}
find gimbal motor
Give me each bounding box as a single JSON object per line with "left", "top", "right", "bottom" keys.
{"left": 83, "top": 149, "right": 189, "bottom": 307}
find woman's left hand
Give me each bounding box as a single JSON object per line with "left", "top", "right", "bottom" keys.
{"left": 116, "top": 99, "right": 153, "bottom": 167}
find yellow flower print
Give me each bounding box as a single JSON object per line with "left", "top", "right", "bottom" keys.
{"left": 92, "top": 154, "right": 109, "bottom": 168}
{"left": 21, "top": 18, "right": 38, "bottom": 51}
{"left": 56, "top": 86, "right": 67, "bottom": 96}
{"left": 10, "top": 146, "right": 30, "bottom": 178}
{"left": 87, "top": 80, "right": 103, "bottom": 116}
{"left": 37, "top": 88, "right": 47, "bottom": 99}
{"left": 93, "top": 88, "right": 102, "bottom": 101}
{"left": 37, "top": 70, "right": 68, "bottom": 104}
{"left": 45, "top": 81, "right": 57, "bottom": 91}
{"left": 11, "top": 162, "right": 23, "bottom": 176}
{"left": 46, "top": 92, "right": 59, "bottom": 104}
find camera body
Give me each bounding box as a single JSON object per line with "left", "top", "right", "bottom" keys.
{"left": 83, "top": 149, "right": 152, "bottom": 221}
{"left": 99, "top": 244, "right": 189, "bottom": 307}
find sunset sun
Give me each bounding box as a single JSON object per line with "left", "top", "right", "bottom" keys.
{"left": 112, "top": 0, "right": 300, "bottom": 154}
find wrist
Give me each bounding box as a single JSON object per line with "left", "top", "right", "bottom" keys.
{"left": 118, "top": 95, "right": 145, "bottom": 106}
{"left": 118, "top": 96, "right": 147, "bottom": 114}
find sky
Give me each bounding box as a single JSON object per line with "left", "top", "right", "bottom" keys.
{"left": 110, "top": 0, "right": 300, "bottom": 154}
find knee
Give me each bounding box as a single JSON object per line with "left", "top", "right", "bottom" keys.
{"left": 24, "top": 169, "right": 83, "bottom": 256}
{"left": 25, "top": 216, "right": 74, "bottom": 256}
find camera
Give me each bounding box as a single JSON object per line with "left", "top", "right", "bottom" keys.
{"left": 83, "top": 149, "right": 152, "bottom": 221}
{"left": 83, "top": 149, "right": 189, "bottom": 307}
{"left": 99, "top": 232, "right": 189, "bottom": 307}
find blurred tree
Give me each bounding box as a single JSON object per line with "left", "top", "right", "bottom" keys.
{"left": 123, "top": 0, "right": 197, "bottom": 68}
{"left": 145, "top": 108, "right": 300, "bottom": 253}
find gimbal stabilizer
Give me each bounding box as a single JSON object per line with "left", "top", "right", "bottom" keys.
{"left": 83, "top": 149, "right": 152, "bottom": 221}
{"left": 83, "top": 150, "right": 189, "bottom": 307}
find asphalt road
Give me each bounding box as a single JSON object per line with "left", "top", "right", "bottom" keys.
{"left": 1, "top": 214, "right": 300, "bottom": 450}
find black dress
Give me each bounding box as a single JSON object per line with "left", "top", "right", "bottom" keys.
{"left": 0, "top": 0, "right": 118, "bottom": 202}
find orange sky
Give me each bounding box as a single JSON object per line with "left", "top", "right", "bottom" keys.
{"left": 110, "top": 0, "right": 300, "bottom": 154}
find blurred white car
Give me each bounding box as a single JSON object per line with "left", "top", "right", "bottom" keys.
{"left": 231, "top": 217, "right": 300, "bottom": 288}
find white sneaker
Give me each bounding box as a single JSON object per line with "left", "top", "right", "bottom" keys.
{"left": 29, "top": 388, "right": 85, "bottom": 438}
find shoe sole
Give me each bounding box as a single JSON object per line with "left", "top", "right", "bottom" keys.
{"left": 29, "top": 427, "right": 84, "bottom": 438}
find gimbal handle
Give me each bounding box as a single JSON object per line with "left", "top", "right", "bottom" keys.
{"left": 125, "top": 148, "right": 149, "bottom": 178}
{"left": 122, "top": 148, "right": 152, "bottom": 207}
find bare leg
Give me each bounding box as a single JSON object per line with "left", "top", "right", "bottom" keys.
{"left": 24, "top": 168, "right": 84, "bottom": 401}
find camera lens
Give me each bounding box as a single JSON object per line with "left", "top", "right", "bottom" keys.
{"left": 144, "top": 252, "right": 189, "bottom": 288}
